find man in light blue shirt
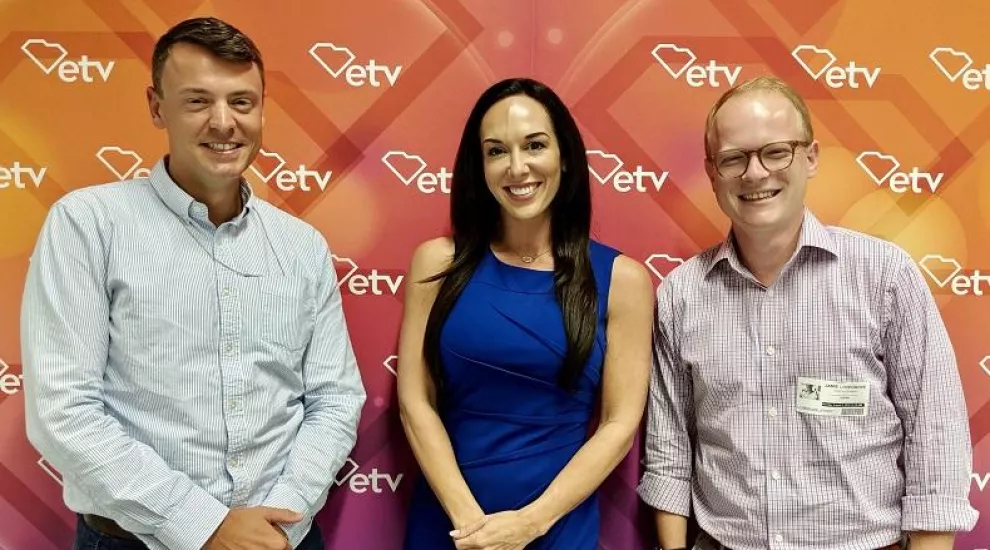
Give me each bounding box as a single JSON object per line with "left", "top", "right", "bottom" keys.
{"left": 20, "top": 17, "right": 366, "bottom": 550}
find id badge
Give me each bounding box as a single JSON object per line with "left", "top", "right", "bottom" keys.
{"left": 796, "top": 377, "right": 869, "bottom": 417}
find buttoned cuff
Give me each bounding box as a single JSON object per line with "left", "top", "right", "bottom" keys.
{"left": 263, "top": 482, "right": 313, "bottom": 547}
{"left": 902, "top": 495, "right": 979, "bottom": 532}
{"left": 637, "top": 471, "right": 692, "bottom": 516}
{"left": 156, "top": 488, "right": 229, "bottom": 550}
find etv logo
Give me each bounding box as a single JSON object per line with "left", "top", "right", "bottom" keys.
{"left": 333, "top": 255, "right": 404, "bottom": 296}
{"left": 644, "top": 254, "right": 685, "bottom": 282}
{"left": 587, "top": 151, "right": 668, "bottom": 193}
{"left": 334, "top": 458, "right": 402, "bottom": 494}
{"left": 930, "top": 47, "right": 990, "bottom": 90}
{"left": 0, "top": 161, "right": 46, "bottom": 189}
{"left": 381, "top": 151, "right": 452, "bottom": 194}
{"left": 309, "top": 43, "right": 402, "bottom": 88}
{"left": 651, "top": 44, "right": 741, "bottom": 87}
{"left": 0, "top": 359, "right": 23, "bottom": 396}
{"left": 97, "top": 146, "right": 151, "bottom": 181}
{"left": 973, "top": 471, "right": 990, "bottom": 492}
{"left": 855, "top": 152, "right": 944, "bottom": 194}
{"left": 383, "top": 355, "right": 398, "bottom": 377}
{"left": 249, "top": 149, "right": 332, "bottom": 192}
{"left": 791, "top": 45, "right": 880, "bottom": 88}
{"left": 918, "top": 255, "right": 990, "bottom": 296}
{"left": 38, "top": 457, "right": 63, "bottom": 485}
{"left": 21, "top": 39, "right": 114, "bottom": 83}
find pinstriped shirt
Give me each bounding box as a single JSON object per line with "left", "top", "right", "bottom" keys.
{"left": 638, "top": 210, "right": 978, "bottom": 550}
{"left": 21, "top": 158, "right": 366, "bottom": 550}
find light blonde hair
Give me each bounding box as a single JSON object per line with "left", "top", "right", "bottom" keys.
{"left": 703, "top": 75, "right": 814, "bottom": 159}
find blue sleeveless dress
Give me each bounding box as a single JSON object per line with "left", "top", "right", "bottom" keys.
{"left": 403, "top": 241, "right": 620, "bottom": 549}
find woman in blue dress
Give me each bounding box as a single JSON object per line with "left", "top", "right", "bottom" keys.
{"left": 397, "top": 78, "right": 653, "bottom": 550}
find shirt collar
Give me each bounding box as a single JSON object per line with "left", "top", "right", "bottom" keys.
{"left": 705, "top": 208, "right": 839, "bottom": 277}
{"left": 149, "top": 157, "right": 254, "bottom": 226}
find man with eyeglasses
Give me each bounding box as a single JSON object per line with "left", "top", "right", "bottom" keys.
{"left": 637, "top": 76, "right": 977, "bottom": 550}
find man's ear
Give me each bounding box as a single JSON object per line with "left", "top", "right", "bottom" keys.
{"left": 147, "top": 86, "right": 166, "bottom": 129}
{"left": 704, "top": 158, "right": 717, "bottom": 188}
{"left": 805, "top": 140, "right": 820, "bottom": 178}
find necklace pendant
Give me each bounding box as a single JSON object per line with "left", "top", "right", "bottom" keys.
{"left": 521, "top": 255, "right": 534, "bottom": 263}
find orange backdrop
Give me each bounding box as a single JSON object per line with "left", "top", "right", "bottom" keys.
{"left": 2, "top": 1, "right": 989, "bottom": 548}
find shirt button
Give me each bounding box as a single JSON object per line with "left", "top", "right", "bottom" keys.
{"left": 227, "top": 399, "right": 240, "bottom": 412}
{"left": 765, "top": 345, "right": 776, "bottom": 356}
{"left": 774, "top": 534, "right": 784, "bottom": 542}
{"left": 771, "top": 470, "right": 781, "bottom": 480}
{"left": 768, "top": 406, "right": 778, "bottom": 417}
{"left": 221, "top": 288, "right": 231, "bottom": 299}
{"left": 230, "top": 456, "right": 241, "bottom": 468}
{"left": 224, "top": 342, "right": 235, "bottom": 355}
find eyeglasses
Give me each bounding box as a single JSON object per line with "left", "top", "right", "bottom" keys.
{"left": 709, "top": 140, "right": 810, "bottom": 179}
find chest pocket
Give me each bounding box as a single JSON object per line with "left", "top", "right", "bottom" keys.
{"left": 243, "top": 275, "right": 315, "bottom": 372}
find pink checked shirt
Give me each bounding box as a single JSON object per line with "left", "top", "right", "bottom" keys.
{"left": 638, "top": 210, "right": 978, "bottom": 550}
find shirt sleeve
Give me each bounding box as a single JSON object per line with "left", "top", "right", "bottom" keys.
{"left": 262, "top": 230, "right": 367, "bottom": 546}
{"left": 20, "top": 196, "right": 229, "bottom": 550}
{"left": 883, "top": 257, "right": 979, "bottom": 532}
{"left": 637, "top": 278, "right": 695, "bottom": 516}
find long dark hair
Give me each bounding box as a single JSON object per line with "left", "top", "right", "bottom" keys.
{"left": 422, "top": 77, "right": 597, "bottom": 391}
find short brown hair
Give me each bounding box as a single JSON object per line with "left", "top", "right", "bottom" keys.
{"left": 704, "top": 75, "right": 814, "bottom": 159}
{"left": 151, "top": 17, "right": 264, "bottom": 94}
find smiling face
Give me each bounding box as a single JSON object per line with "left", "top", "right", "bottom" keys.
{"left": 705, "top": 90, "right": 819, "bottom": 239}
{"left": 147, "top": 42, "right": 263, "bottom": 193}
{"left": 479, "top": 94, "right": 562, "bottom": 225}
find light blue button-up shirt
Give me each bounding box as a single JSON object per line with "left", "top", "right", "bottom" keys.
{"left": 21, "top": 158, "right": 366, "bottom": 550}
